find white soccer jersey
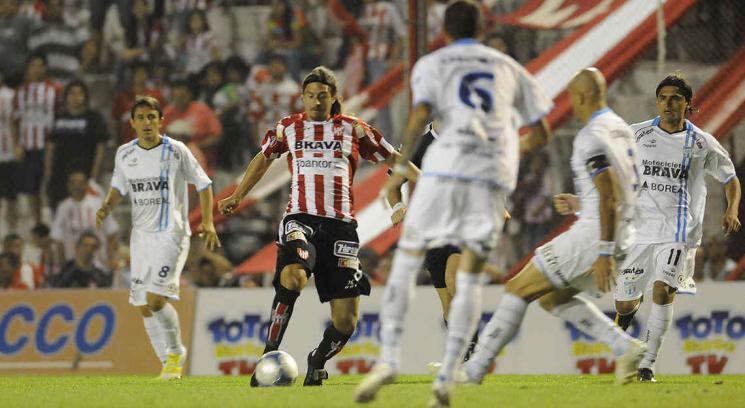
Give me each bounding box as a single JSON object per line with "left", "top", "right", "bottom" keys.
{"left": 411, "top": 39, "right": 553, "bottom": 191}
{"left": 571, "top": 108, "right": 639, "bottom": 247}
{"left": 632, "top": 118, "right": 736, "bottom": 247}
{"left": 51, "top": 194, "right": 119, "bottom": 268}
{"left": 111, "top": 136, "right": 212, "bottom": 235}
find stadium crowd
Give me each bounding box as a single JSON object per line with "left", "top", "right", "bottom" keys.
{"left": 1, "top": 0, "right": 744, "bottom": 292}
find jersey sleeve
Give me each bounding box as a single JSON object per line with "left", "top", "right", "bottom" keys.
{"left": 260, "top": 126, "right": 289, "bottom": 159}
{"left": 179, "top": 143, "right": 212, "bottom": 191}
{"left": 703, "top": 134, "right": 736, "bottom": 183}
{"left": 411, "top": 57, "right": 438, "bottom": 109}
{"left": 581, "top": 130, "right": 610, "bottom": 177}
{"left": 513, "top": 63, "right": 553, "bottom": 127}
{"left": 110, "top": 152, "right": 129, "bottom": 196}
{"left": 357, "top": 121, "right": 396, "bottom": 163}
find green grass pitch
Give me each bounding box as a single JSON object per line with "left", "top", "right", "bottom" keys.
{"left": 2, "top": 374, "right": 744, "bottom": 407}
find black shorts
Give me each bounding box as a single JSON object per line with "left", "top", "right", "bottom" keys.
{"left": 424, "top": 245, "right": 461, "bottom": 289}
{"left": 273, "top": 213, "right": 370, "bottom": 303}
{"left": 18, "top": 150, "right": 44, "bottom": 195}
{"left": 0, "top": 161, "right": 18, "bottom": 200}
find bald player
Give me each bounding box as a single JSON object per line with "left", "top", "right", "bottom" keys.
{"left": 461, "top": 68, "right": 645, "bottom": 386}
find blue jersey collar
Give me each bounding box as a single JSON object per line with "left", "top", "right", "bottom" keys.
{"left": 451, "top": 38, "right": 479, "bottom": 46}
{"left": 589, "top": 107, "right": 612, "bottom": 123}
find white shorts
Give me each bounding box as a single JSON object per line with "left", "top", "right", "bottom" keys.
{"left": 533, "top": 219, "right": 606, "bottom": 297}
{"left": 129, "top": 230, "right": 190, "bottom": 306}
{"left": 614, "top": 242, "right": 697, "bottom": 301}
{"left": 399, "top": 176, "right": 506, "bottom": 257}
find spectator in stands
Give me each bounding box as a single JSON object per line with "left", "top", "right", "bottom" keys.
{"left": 51, "top": 171, "right": 119, "bottom": 271}
{"left": 0, "top": 73, "right": 18, "bottom": 232}
{"left": 213, "top": 56, "right": 252, "bottom": 170}
{"left": 359, "top": 0, "right": 405, "bottom": 141}
{"left": 28, "top": 223, "right": 60, "bottom": 283}
{"left": 181, "top": 8, "right": 220, "bottom": 75}
{"left": 265, "top": 0, "right": 308, "bottom": 80}
{"left": 0, "top": 0, "right": 36, "bottom": 86}
{"left": 248, "top": 54, "right": 302, "bottom": 141}
{"left": 27, "top": 0, "right": 88, "bottom": 83}
{"left": 54, "top": 232, "right": 110, "bottom": 288}
{"left": 152, "top": 59, "right": 173, "bottom": 101}
{"left": 199, "top": 60, "right": 224, "bottom": 109}
{"left": 518, "top": 152, "right": 555, "bottom": 253}
{"left": 2, "top": 233, "right": 42, "bottom": 288}
{"left": 701, "top": 237, "right": 738, "bottom": 281}
{"left": 16, "top": 52, "right": 59, "bottom": 224}
{"left": 111, "top": 62, "right": 166, "bottom": 144}
{"left": 163, "top": 78, "right": 222, "bottom": 170}
{"left": 0, "top": 252, "right": 24, "bottom": 289}
{"left": 45, "top": 80, "right": 109, "bottom": 209}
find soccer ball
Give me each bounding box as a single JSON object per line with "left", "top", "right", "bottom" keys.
{"left": 253, "top": 351, "right": 299, "bottom": 386}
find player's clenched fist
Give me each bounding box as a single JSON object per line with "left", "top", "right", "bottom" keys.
{"left": 553, "top": 193, "right": 579, "bottom": 215}
{"left": 218, "top": 195, "right": 241, "bottom": 215}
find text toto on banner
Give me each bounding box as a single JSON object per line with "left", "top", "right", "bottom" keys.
{"left": 191, "top": 283, "right": 745, "bottom": 376}
{"left": 0, "top": 289, "right": 195, "bottom": 374}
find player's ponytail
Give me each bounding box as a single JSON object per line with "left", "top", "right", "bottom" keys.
{"left": 303, "top": 66, "right": 343, "bottom": 115}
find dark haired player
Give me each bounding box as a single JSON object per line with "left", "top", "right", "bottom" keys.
{"left": 218, "top": 66, "right": 417, "bottom": 386}
{"left": 97, "top": 96, "right": 220, "bottom": 380}
{"left": 603, "top": 74, "right": 741, "bottom": 382}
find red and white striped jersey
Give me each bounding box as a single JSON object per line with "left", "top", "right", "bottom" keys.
{"left": 0, "top": 85, "right": 16, "bottom": 162}
{"left": 15, "top": 80, "right": 59, "bottom": 151}
{"left": 261, "top": 113, "right": 395, "bottom": 224}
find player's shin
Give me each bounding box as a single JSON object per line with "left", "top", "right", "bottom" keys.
{"left": 466, "top": 292, "right": 527, "bottom": 381}
{"left": 640, "top": 302, "right": 674, "bottom": 371}
{"left": 379, "top": 249, "right": 422, "bottom": 370}
{"left": 264, "top": 285, "right": 301, "bottom": 353}
{"left": 143, "top": 316, "right": 167, "bottom": 365}
{"left": 552, "top": 297, "right": 633, "bottom": 356}
{"left": 152, "top": 303, "right": 184, "bottom": 355}
{"left": 437, "top": 272, "right": 482, "bottom": 383}
{"left": 309, "top": 324, "right": 351, "bottom": 369}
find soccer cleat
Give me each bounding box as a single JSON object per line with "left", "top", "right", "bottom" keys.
{"left": 615, "top": 340, "right": 646, "bottom": 385}
{"left": 159, "top": 347, "right": 188, "bottom": 380}
{"left": 427, "top": 378, "right": 453, "bottom": 408}
{"left": 354, "top": 363, "right": 396, "bottom": 403}
{"left": 637, "top": 368, "right": 657, "bottom": 382}
{"left": 302, "top": 352, "right": 328, "bottom": 386}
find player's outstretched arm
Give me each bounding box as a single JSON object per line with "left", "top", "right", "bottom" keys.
{"left": 723, "top": 176, "right": 742, "bottom": 234}
{"left": 589, "top": 167, "right": 618, "bottom": 293}
{"left": 198, "top": 185, "right": 221, "bottom": 251}
{"left": 383, "top": 152, "right": 421, "bottom": 225}
{"left": 520, "top": 118, "right": 552, "bottom": 156}
{"left": 218, "top": 152, "right": 274, "bottom": 216}
{"left": 96, "top": 188, "right": 123, "bottom": 230}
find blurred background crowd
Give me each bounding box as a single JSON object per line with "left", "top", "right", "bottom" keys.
{"left": 1, "top": 0, "right": 745, "bottom": 293}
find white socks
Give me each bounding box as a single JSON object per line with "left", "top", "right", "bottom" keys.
{"left": 640, "top": 303, "right": 673, "bottom": 370}
{"left": 143, "top": 316, "right": 167, "bottom": 364}
{"left": 379, "top": 249, "right": 423, "bottom": 370}
{"left": 153, "top": 303, "right": 184, "bottom": 355}
{"left": 467, "top": 292, "right": 527, "bottom": 378}
{"left": 551, "top": 297, "right": 633, "bottom": 356}
{"left": 437, "top": 272, "right": 482, "bottom": 383}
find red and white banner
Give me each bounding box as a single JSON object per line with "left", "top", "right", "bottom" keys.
{"left": 498, "top": 0, "right": 625, "bottom": 30}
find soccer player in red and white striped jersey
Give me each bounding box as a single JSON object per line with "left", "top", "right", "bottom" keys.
{"left": 219, "top": 66, "right": 418, "bottom": 387}
{"left": 14, "top": 53, "right": 60, "bottom": 223}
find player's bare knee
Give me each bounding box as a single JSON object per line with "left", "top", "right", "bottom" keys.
{"left": 615, "top": 299, "right": 640, "bottom": 315}
{"left": 138, "top": 305, "right": 153, "bottom": 317}
{"left": 652, "top": 280, "right": 676, "bottom": 304}
{"left": 146, "top": 293, "right": 167, "bottom": 312}
{"left": 332, "top": 313, "right": 358, "bottom": 335}
{"left": 537, "top": 293, "right": 557, "bottom": 312}
{"left": 280, "top": 265, "right": 307, "bottom": 291}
